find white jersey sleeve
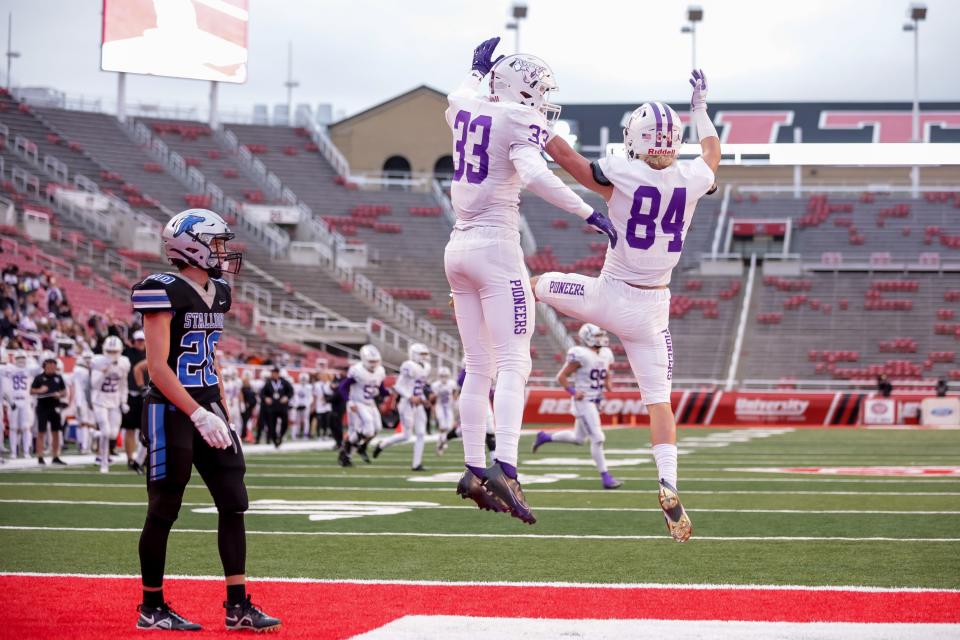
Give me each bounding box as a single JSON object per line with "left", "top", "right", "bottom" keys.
{"left": 347, "top": 364, "right": 385, "bottom": 406}
{"left": 568, "top": 346, "right": 608, "bottom": 401}
{"left": 597, "top": 155, "right": 715, "bottom": 286}
{"left": 393, "top": 361, "right": 426, "bottom": 399}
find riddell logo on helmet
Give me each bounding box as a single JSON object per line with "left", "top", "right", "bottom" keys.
{"left": 646, "top": 148, "right": 675, "bottom": 156}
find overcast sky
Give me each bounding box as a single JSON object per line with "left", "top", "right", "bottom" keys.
{"left": 3, "top": 0, "right": 957, "bottom": 119}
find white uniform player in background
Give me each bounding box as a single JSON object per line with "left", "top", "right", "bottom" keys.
{"left": 444, "top": 37, "right": 618, "bottom": 524}
{"left": 91, "top": 336, "right": 131, "bottom": 474}
{"left": 532, "top": 324, "right": 620, "bottom": 489}
{"left": 338, "top": 345, "right": 386, "bottom": 467}
{"left": 223, "top": 367, "right": 243, "bottom": 439}
{"left": 72, "top": 350, "right": 96, "bottom": 454}
{"left": 313, "top": 373, "right": 332, "bottom": 439}
{"left": 292, "top": 372, "right": 314, "bottom": 439}
{"left": 1, "top": 351, "right": 39, "bottom": 459}
{"left": 431, "top": 366, "right": 458, "bottom": 454}
{"left": 373, "top": 344, "right": 430, "bottom": 470}
{"left": 535, "top": 70, "right": 721, "bottom": 542}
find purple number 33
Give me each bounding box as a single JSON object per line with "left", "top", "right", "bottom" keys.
{"left": 453, "top": 110, "right": 492, "bottom": 184}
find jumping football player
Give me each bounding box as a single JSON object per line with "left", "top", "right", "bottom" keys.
{"left": 534, "top": 70, "right": 720, "bottom": 542}
{"left": 532, "top": 323, "right": 621, "bottom": 489}
{"left": 444, "top": 37, "right": 617, "bottom": 524}
{"left": 373, "top": 343, "right": 430, "bottom": 470}
{"left": 131, "top": 208, "right": 280, "bottom": 631}
{"left": 339, "top": 344, "right": 387, "bottom": 467}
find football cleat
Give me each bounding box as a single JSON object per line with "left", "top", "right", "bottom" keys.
{"left": 128, "top": 459, "right": 142, "bottom": 474}
{"left": 51, "top": 457, "right": 67, "bottom": 466}
{"left": 483, "top": 463, "right": 536, "bottom": 525}
{"left": 357, "top": 445, "right": 371, "bottom": 464}
{"left": 658, "top": 479, "right": 692, "bottom": 543}
{"left": 337, "top": 449, "right": 353, "bottom": 468}
{"left": 532, "top": 431, "right": 551, "bottom": 453}
{"left": 372, "top": 443, "right": 383, "bottom": 459}
{"left": 224, "top": 595, "right": 281, "bottom": 633}
{"left": 136, "top": 602, "right": 202, "bottom": 631}
{"left": 411, "top": 464, "right": 426, "bottom": 472}
{"left": 435, "top": 437, "right": 447, "bottom": 455}
{"left": 601, "top": 471, "right": 622, "bottom": 490}
{"left": 456, "top": 470, "right": 509, "bottom": 513}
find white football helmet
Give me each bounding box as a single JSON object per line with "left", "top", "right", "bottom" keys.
{"left": 578, "top": 323, "right": 607, "bottom": 349}
{"left": 14, "top": 350, "right": 27, "bottom": 368}
{"left": 438, "top": 366, "right": 451, "bottom": 381}
{"left": 623, "top": 102, "right": 683, "bottom": 166}
{"left": 408, "top": 343, "right": 429, "bottom": 366}
{"left": 103, "top": 336, "right": 123, "bottom": 361}
{"left": 490, "top": 54, "right": 561, "bottom": 124}
{"left": 223, "top": 366, "right": 237, "bottom": 381}
{"left": 79, "top": 349, "right": 94, "bottom": 366}
{"left": 162, "top": 208, "right": 242, "bottom": 277}
{"left": 299, "top": 371, "right": 312, "bottom": 384}
{"left": 359, "top": 344, "right": 381, "bottom": 372}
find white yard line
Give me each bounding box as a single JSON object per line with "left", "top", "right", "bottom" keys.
{"left": 3, "top": 498, "right": 958, "bottom": 516}
{"left": 3, "top": 570, "right": 956, "bottom": 592}
{"left": 1, "top": 525, "right": 957, "bottom": 543}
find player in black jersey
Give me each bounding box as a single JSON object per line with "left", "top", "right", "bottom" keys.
{"left": 131, "top": 209, "right": 280, "bottom": 632}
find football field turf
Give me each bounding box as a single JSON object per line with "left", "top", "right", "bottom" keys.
{"left": 2, "top": 425, "right": 959, "bottom": 637}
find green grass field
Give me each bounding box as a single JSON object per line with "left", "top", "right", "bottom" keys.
{"left": 2, "top": 426, "right": 959, "bottom": 589}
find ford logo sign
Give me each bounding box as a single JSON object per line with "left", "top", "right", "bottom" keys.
{"left": 931, "top": 407, "right": 954, "bottom": 417}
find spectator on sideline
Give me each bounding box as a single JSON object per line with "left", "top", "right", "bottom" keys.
{"left": 240, "top": 372, "right": 257, "bottom": 440}
{"left": 877, "top": 374, "right": 893, "bottom": 398}
{"left": 122, "top": 329, "right": 148, "bottom": 473}
{"left": 327, "top": 370, "right": 346, "bottom": 450}
{"left": 31, "top": 357, "right": 67, "bottom": 465}
{"left": 936, "top": 378, "right": 948, "bottom": 398}
{"left": 260, "top": 366, "right": 293, "bottom": 447}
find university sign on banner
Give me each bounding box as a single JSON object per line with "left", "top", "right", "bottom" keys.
{"left": 862, "top": 398, "right": 896, "bottom": 425}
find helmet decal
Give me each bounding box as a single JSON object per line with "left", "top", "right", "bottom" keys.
{"left": 173, "top": 213, "right": 206, "bottom": 238}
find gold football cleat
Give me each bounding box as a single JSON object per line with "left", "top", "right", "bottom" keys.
{"left": 658, "top": 479, "right": 692, "bottom": 543}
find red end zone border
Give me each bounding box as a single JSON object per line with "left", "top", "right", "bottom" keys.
{"left": 4, "top": 574, "right": 958, "bottom": 639}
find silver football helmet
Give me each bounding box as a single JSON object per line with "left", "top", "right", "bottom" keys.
{"left": 578, "top": 323, "right": 607, "bottom": 349}
{"left": 360, "top": 344, "right": 382, "bottom": 372}
{"left": 162, "top": 209, "right": 242, "bottom": 277}
{"left": 490, "top": 54, "right": 561, "bottom": 124}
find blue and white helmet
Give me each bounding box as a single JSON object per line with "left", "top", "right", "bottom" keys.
{"left": 162, "top": 209, "right": 242, "bottom": 277}
{"left": 578, "top": 323, "right": 607, "bottom": 348}
{"left": 490, "top": 54, "right": 561, "bottom": 124}
{"left": 624, "top": 102, "right": 683, "bottom": 163}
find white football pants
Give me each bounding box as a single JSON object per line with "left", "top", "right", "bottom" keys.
{"left": 379, "top": 397, "right": 427, "bottom": 468}
{"left": 549, "top": 399, "right": 609, "bottom": 473}
{"left": 7, "top": 402, "right": 34, "bottom": 458}
{"left": 347, "top": 403, "right": 380, "bottom": 442}
{"left": 95, "top": 405, "right": 122, "bottom": 472}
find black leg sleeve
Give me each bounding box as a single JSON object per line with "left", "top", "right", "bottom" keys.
{"left": 217, "top": 511, "right": 246, "bottom": 577}
{"left": 139, "top": 515, "right": 174, "bottom": 588}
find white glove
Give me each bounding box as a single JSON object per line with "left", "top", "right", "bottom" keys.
{"left": 690, "top": 69, "right": 708, "bottom": 111}
{"left": 121, "top": 403, "right": 130, "bottom": 414}
{"left": 191, "top": 407, "right": 232, "bottom": 449}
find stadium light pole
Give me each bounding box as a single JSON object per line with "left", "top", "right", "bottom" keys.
{"left": 505, "top": 3, "right": 528, "bottom": 54}
{"left": 680, "top": 5, "right": 703, "bottom": 70}
{"left": 903, "top": 2, "right": 926, "bottom": 198}
{"left": 284, "top": 41, "right": 299, "bottom": 127}
{"left": 5, "top": 12, "right": 20, "bottom": 90}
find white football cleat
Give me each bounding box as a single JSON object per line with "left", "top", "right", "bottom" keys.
{"left": 658, "top": 479, "right": 692, "bottom": 543}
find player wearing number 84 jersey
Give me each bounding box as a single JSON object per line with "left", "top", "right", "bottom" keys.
{"left": 534, "top": 70, "right": 722, "bottom": 542}
{"left": 444, "top": 36, "right": 617, "bottom": 525}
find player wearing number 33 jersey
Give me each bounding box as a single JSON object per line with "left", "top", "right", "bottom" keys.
{"left": 535, "top": 69, "right": 722, "bottom": 543}
{"left": 443, "top": 36, "right": 617, "bottom": 525}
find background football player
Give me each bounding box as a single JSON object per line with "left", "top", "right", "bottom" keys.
{"left": 130, "top": 209, "right": 279, "bottom": 631}
{"left": 373, "top": 343, "right": 430, "bottom": 470}
{"left": 222, "top": 366, "right": 244, "bottom": 440}
{"left": 292, "top": 371, "right": 314, "bottom": 439}
{"left": 534, "top": 70, "right": 721, "bottom": 542}
{"left": 443, "top": 37, "right": 618, "bottom": 524}
{"left": 91, "top": 335, "right": 130, "bottom": 474}
{"left": 532, "top": 323, "right": 620, "bottom": 489}
{"left": 430, "top": 366, "right": 458, "bottom": 454}
{"left": 1, "top": 351, "right": 39, "bottom": 460}
{"left": 338, "top": 344, "right": 387, "bottom": 467}
{"left": 71, "top": 349, "right": 95, "bottom": 455}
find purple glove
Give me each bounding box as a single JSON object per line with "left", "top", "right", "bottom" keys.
{"left": 586, "top": 211, "right": 618, "bottom": 249}
{"left": 472, "top": 37, "right": 504, "bottom": 76}
{"left": 690, "top": 69, "right": 708, "bottom": 111}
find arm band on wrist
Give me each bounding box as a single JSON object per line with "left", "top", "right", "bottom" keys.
{"left": 565, "top": 386, "right": 576, "bottom": 396}
{"left": 692, "top": 108, "right": 718, "bottom": 141}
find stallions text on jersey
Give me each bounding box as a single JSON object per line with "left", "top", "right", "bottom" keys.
{"left": 131, "top": 272, "right": 232, "bottom": 404}
{"left": 596, "top": 155, "right": 715, "bottom": 286}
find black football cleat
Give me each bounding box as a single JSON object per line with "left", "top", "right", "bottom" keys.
{"left": 128, "top": 459, "right": 142, "bottom": 474}
{"left": 357, "top": 442, "right": 371, "bottom": 463}
{"left": 411, "top": 464, "right": 426, "bottom": 472}
{"left": 136, "top": 602, "right": 202, "bottom": 631}
{"left": 658, "top": 479, "right": 693, "bottom": 543}
{"left": 224, "top": 595, "right": 281, "bottom": 633}
{"left": 337, "top": 449, "right": 353, "bottom": 468}
{"left": 456, "top": 470, "right": 508, "bottom": 513}
{"left": 372, "top": 443, "right": 383, "bottom": 459}
{"left": 483, "top": 463, "right": 536, "bottom": 525}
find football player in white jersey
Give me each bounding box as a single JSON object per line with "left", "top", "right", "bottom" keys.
{"left": 373, "top": 343, "right": 430, "bottom": 470}
{"left": 291, "top": 372, "right": 314, "bottom": 439}
{"left": 223, "top": 367, "right": 244, "bottom": 440}
{"left": 91, "top": 336, "right": 131, "bottom": 473}
{"left": 431, "top": 366, "right": 458, "bottom": 454}
{"left": 338, "top": 345, "right": 386, "bottom": 467}
{"left": 1, "top": 351, "right": 39, "bottom": 459}
{"left": 444, "top": 37, "right": 617, "bottom": 524}
{"left": 534, "top": 70, "right": 720, "bottom": 542}
{"left": 532, "top": 324, "right": 620, "bottom": 488}
{"left": 72, "top": 350, "right": 96, "bottom": 454}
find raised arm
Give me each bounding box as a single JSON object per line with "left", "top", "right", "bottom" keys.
{"left": 689, "top": 69, "right": 720, "bottom": 175}
{"left": 544, "top": 136, "right": 614, "bottom": 201}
